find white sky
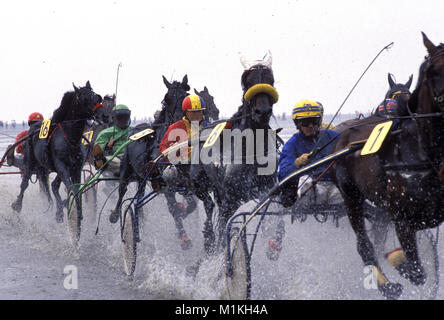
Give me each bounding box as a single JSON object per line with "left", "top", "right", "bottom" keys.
{"left": 0, "top": 0, "right": 443, "bottom": 122}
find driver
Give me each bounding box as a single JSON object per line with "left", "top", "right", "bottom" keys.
{"left": 93, "top": 104, "right": 133, "bottom": 176}
{"left": 6, "top": 112, "right": 44, "bottom": 170}
{"left": 158, "top": 94, "right": 213, "bottom": 251}
{"left": 271, "top": 100, "right": 341, "bottom": 258}
{"left": 279, "top": 99, "right": 341, "bottom": 206}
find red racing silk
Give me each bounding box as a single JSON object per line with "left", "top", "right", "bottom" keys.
{"left": 15, "top": 130, "right": 29, "bottom": 155}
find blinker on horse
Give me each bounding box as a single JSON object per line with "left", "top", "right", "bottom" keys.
{"left": 331, "top": 33, "right": 444, "bottom": 299}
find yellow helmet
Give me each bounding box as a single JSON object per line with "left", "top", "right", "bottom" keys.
{"left": 292, "top": 100, "right": 323, "bottom": 120}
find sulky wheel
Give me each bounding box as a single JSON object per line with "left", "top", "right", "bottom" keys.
{"left": 121, "top": 203, "right": 137, "bottom": 276}
{"left": 224, "top": 227, "right": 251, "bottom": 300}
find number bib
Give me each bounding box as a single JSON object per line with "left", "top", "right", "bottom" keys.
{"left": 361, "top": 121, "right": 393, "bottom": 156}
{"left": 39, "top": 120, "right": 51, "bottom": 139}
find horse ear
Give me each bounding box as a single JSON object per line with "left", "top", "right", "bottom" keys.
{"left": 204, "top": 86, "right": 208, "bottom": 93}
{"left": 240, "top": 54, "right": 250, "bottom": 70}
{"left": 388, "top": 73, "right": 396, "bottom": 89}
{"left": 406, "top": 74, "right": 413, "bottom": 89}
{"left": 264, "top": 50, "right": 273, "bottom": 69}
{"left": 85, "top": 81, "right": 91, "bottom": 89}
{"left": 162, "top": 75, "right": 171, "bottom": 89}
{"left": 72, "top": 83, "right": 79, "bottom": 92}
{"left": 422, "top": 32, "right": 437, "bottom": 55}
{"left": 182, "top": 74, "right": 190, "bottom": 91}
{"left": 194, "top": 88, "right": 199, "bottom": 94}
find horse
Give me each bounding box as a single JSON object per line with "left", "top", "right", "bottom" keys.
{"left": 211, "top": 52, "right": 279, "bottom": 251}
{"left": 194, "top": 87, "right": 220, "bottom": 121}
{"left": 84, "top": 93, "right": 115, "bottom": 162}
{"left": 12, "top": 81, "right": 104, "bottom": 223}
{"left": 112, "top": 75, "right": 197, "bottom": 248}
{"left": 331, "top": 32, "right": 444, "bottom": 299}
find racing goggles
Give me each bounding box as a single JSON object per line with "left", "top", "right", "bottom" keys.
{"left": 297, "top": 117, "right": 321, "bottom": 127}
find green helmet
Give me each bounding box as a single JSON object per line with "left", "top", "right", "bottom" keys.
{"left": 112, "top": 104, "right": 131, "bottom": 129}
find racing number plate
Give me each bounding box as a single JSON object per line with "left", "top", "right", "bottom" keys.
{"left": 39, "top": 120, "right": 51, "bottom": 139}
{"left": 361, "top": 121, "right": 393, "bottom": 156}
{"left": 202, "top": 122, "right": 226, "bottom": 148}
{"left": 82, "top": 130, "right": 94, "bottom": 145}
{"left": 129, "top": 128, "right": 154, "bottom": 141}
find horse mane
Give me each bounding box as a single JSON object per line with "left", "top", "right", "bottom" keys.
{"left": 51, "top": 91, "right": 76, "bottom": 123}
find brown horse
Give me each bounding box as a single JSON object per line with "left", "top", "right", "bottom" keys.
{"left": 331, "top": 33, "right": 444, "bottom": 299}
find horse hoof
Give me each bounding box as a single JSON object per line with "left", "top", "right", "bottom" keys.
{"left": 397, "top": 261, "right": 427, "bottom": 286}
{"left": 180, "top": 236, "right": 192, "bottom": 250}
{"left": 266, "top": 237, "right": 282, "bottom": 261}
{"left": 186, "top": 261, "right": 202, "bottom": 278}
{"left": 379, "top": 282, "right": 403, "bottom": 300}
{"left": 109, "top": 210, "right": 119, "bottom": 224}
{"left": 11, "top": 202, "right": 22, "bottom": 213}
{"left": 56, "top": 213, "right": 64, "bottom": 223}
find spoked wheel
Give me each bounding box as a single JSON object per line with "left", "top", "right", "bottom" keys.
{"left": 67, "top": 191, "right": 82, "bottom": 249}
{"left": 121, "top": 203, "right": 137, "bottom": 276}
{"left": 414, "top": 229, "right": 439, "bottom": 300}
{"left": 224, "top": 227, "right": 251, "bottom": 300}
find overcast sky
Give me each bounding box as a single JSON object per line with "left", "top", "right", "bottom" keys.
{"left": 0, "top": 0, "right": 443, "bottom": 122}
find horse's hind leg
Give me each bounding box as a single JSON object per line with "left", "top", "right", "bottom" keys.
{"left": 11, "top": 170, "right": 33, "bottom": 213}
{"left": 393, "top": 220, "right": 426, "bottom": 286}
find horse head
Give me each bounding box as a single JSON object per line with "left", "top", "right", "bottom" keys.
{"left": 194, "top": 86, "right": 219, "bottom": 121}
{"left": 386, "top": 73, "right": 413, "bottom": 105}
{"left": 162, "top": 74, "right": 190, "bottom": 123}
{"left": 72, "top": 81, "right": 103, "bottom": 121}
{"left": 416, "top": 32, "right": 444, "bottom": 113}
{"left": 239, "top": 52, "right": 278, "bottom": 127}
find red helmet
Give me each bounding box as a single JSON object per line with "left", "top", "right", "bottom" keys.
{"left": 28, "top": 112, "right": 44, "bottom": 124}
{"left": 182, "top": 94, "right": 206, "bottom": 112}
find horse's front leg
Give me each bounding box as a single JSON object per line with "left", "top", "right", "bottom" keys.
{"left": 393, "top": 220, "right": 426, "bottom": 286}
{"left": 344, "top": 192, "right": 402, "bottom": 299}
{"left": 52, "top": 160, "right": 75, "bottom": 223}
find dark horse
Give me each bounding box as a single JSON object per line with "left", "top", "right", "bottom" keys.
{"left": 12, "top": 82, "right": 103, "bottom": 223}
{"left": 331, "top": 33, "right": 444, "bottom": 299}
{"left": 111, "top": 75, "right": 197, "bottom": 247}
{"left": 194, "top": 86, "right": 220, "bottom": 121}
{"left": 213, "top": 55, "right": 279, "bottom": 250}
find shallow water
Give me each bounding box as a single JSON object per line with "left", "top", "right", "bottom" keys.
{"left": 0, "top": 118, "right": 443, "bottom": 300}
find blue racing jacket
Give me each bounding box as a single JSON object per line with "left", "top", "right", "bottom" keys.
{"left": 278, "top": 129, "right": 340, "bottom": 181}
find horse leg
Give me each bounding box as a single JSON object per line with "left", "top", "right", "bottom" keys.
{"left": 52, "top": 161, "right": 76, "bottom": 223}
{"left": 11, "top": 170, "right": 32, "bottom": 213}
{"left": 344, "top": 192, "right": 402, "bottom": 299}
{"left": 164, "top": 192, "right": 189, "bottom": 244}
{"left": 71, "top": 167, "right": 83, "bottom": 220}
{"left": 51, "top": 175, "right": 65, "bottom": 222}
{"left": 109, "top": 161, "right": 131, "bottom": 224}
{"left": 392, "top": 220, "right": 426, "bottom": 286}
